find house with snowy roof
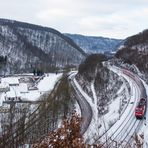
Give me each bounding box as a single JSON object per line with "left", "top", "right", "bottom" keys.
{"left": 0, "top": 83, "right": 10, "bottom": 92}
{"left": 1, "top": 77, "right": 19, "bottom": 86}
{"left": 5, "top": 90, "right": 21, "bottom": 101}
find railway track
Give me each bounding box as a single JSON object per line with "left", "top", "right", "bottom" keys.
{"left": 94, "top": 77, "right": 132, "bottom": 143}
{"left": 95, "top": 66, "right": 146, "bottom": 147}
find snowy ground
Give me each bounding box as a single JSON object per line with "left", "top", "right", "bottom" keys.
{"left": 100, "top": 76, "right": 131, "bottom": 134}
{"left": 73, "top": 65, "right": 148, "bottom": 146}
{"left": 72, "top": 75, "right": 100, "bottom": 143}
{"left": 101, "top": 66, "right": 140, "bottom": 141}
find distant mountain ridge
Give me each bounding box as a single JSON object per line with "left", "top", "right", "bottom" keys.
{"left": 65, "top": 33, "right": 123, "bottom": 54}
{"left": 0, "top": 19, "right": 86, "bottom": 74}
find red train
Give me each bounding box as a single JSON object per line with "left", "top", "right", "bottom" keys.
{"left": 135, "top": 98, "right": 146, "bottom": 119}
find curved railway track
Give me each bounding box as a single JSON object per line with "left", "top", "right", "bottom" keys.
{"left": 95, "top": 66, "right": 146, "bottom": 147}
{"left": 94, "top": 77, "right": 132, "bottom": 143}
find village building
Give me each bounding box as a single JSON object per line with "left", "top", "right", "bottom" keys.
{"left": 1, "top": 77, "right": 19, "bottom": 86}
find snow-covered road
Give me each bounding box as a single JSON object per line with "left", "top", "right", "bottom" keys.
{"left": 69, "top": 73, "right": 92, "bottom": 135}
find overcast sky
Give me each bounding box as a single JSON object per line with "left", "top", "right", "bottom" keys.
{"left": 0, "top": 0, "right": 148, "bottom": 39}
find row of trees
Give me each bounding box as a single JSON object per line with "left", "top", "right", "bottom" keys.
{"left": 78, "top": 54, "right": 107, "bottom": 82}
{"left": 115, "top": 46, "right": 148, "bottom": 74}
{"left": 0, "top": 55, "right": 7, "bottom": 63}
{"left": 0, "top": 55, "right": 7, "bottom": 70}
{"left": 33, "top": 69, "right": 44, "bottom": 76}
{"left": 125, "top": 29, "right": 148, "bottom": 47}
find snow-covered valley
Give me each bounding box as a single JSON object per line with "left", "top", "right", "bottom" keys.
{"left": 0, "top": 63, "right": 148, "bottom": 147}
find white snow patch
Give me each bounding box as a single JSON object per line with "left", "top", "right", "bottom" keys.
{"left": 1, "top": 77, "right": 19, "bottom": 85}
{"left": 38, "top": 73, "right": 62, "bottom": 92}
{"left": 75, "top": 101, "right": 81, "bottom": 116}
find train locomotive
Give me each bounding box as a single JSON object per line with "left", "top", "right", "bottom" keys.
{"left": 122, "top": 68, "right": 147, "bottom": 119}
{"left": 135, "top": 98, "right": 146, "bottom": 119}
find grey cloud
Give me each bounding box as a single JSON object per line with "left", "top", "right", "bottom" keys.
{"left": 0, "top": 0, "right": 148, "bottom": 38}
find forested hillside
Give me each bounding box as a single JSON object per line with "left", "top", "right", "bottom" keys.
{"left": 0, "top": 19, "right": 86, "bottom": 74}
{"left": 116, "top": 29, "right": 148, "bottom": 74}
{"left": 65, "top": 33, "right": 123, "bottom": 54}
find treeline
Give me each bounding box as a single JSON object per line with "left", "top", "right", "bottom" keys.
{"left": 0, "top": 55, "right": 7, "bottom": 63}
{"left": 77, "top": 54, "right": 123, "bottom": 116}
{"left": 116, "top": 48, "right": 148, "bottom": 74}
{"left": 78, "top": 54, "right": 107, "bottom": 82}
{"left": 115, "top": 29, "right": 148, "bottom": 74}
{"left": 0, "top": 55, "right": 7, "bottom": 70}
{"left": 33, "top": 68, "right": 44, "bottom": 76}
{"left": 125, "top": 29, "right": 148, "bottom": 47}
{"left": 32, "top": 113, "right": 102, "bottom": 148}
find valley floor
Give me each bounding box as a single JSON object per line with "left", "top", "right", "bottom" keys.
{"left": 0, "top": 67, "right": 148, "bottom": 147}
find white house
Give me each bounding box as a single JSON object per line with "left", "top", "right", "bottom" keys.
{"left": 1, "top": 77, "right": 21, "bottom": 101}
